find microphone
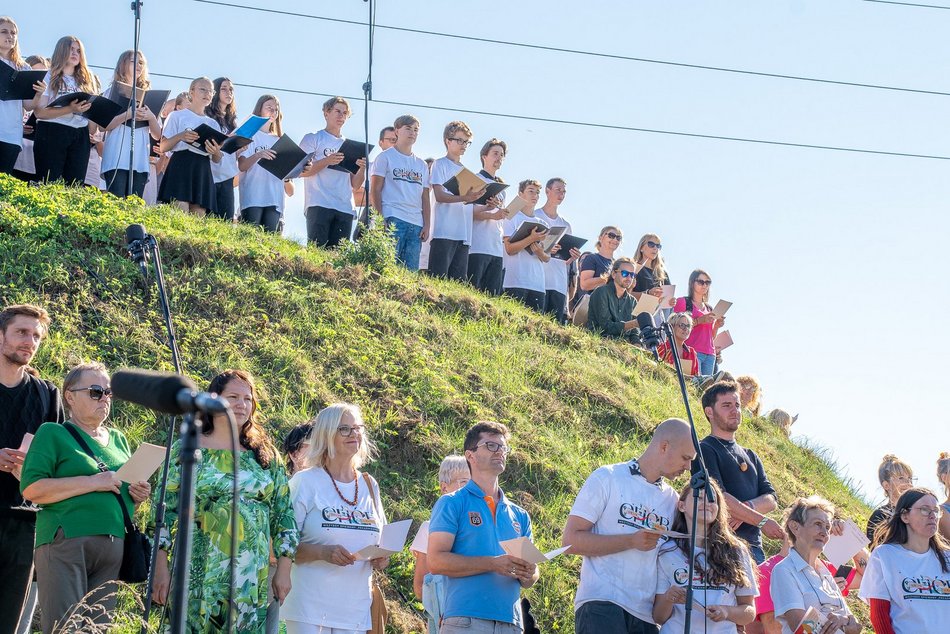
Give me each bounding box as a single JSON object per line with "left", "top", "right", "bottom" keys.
{"left": 636, "top": 312, "right": 662, "bottom": 353}
{"left": 125, "top": 224, "right": 150, "bottom": 280}
{"left": 112, "top": 369, "right": 230, "bottom": 415}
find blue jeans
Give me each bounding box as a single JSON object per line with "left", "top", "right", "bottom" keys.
{"left": 748, "top": 543, "right": 765, "bottom": 565}
{"left": 386, "top": 216, "right": 423, "bottom": 270}
{"left": 697, "top": 352, "right": 716, "bottom": 376}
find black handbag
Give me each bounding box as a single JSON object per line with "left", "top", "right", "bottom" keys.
{"left": 64, "top": 423, "right": 151, "bottom": 583}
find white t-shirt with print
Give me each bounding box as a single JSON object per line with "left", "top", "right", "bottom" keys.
{"left": 239, "top": 130, "right": 285, "bottom": 212}
{"left": 370, "top": 146, "right": 429, "bottom": 226}
{"left": 502, "top": 211, "right": 549, "bottom": 294}
{"left": 429, "top": 157, "right": 469, "bottom": 242}
{"left": 300, "top": 129, "right": 356, "bottom": 214}
{"left": 655, "top": 544, "right": 758, "bottom": 633}
{"left": 281, "top": 467, "right": 387, "bottom": 630}
{"left": 161, "top": 108, "right": 221, "bottom": 155}
{"left": 99, "top": 86, "right": 153, "bottom": 174}
{"left": 40, "top": 71, "right": 89, "bottom": 128}
{"left": 469, "top": 172, "right": 505, "bottom": 257}
{"left": 860, "top": 543, "right": 950, "bottom": 634}
{"left": 540, "top": 211, "right": 571, "bottom": 294}
{"left": 570, "top": 461, "right": 679, "bottom": 622}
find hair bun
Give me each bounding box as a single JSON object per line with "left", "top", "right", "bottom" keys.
{"left": 882, "top": 454, "right": 899, "bottom": 462}
{"left": 940, "top": 452, "right": 950, "bottom": 460}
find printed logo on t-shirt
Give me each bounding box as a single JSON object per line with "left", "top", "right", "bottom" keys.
{"left": 672, "top": 566, "right": 727, "bottom": 592}
{"left": 512, "top": 518, "right": 522, "bottom": 535}
{"left": 323, "top": 146, "right": 339, "bottom": 157}
{"left": 901, "top": 575, "right": 950, "bottom": 599}
{"left": 618, "top": 502, "right": 672, "bottom": 531}
{"left": 321, "top": 505, "right": 380, "bottom": 532}
{"left": 392, "top": 167, "right": 423, "bottom": 187}
{"left": 469, "top": 511, "right": 483, "bottom": 527}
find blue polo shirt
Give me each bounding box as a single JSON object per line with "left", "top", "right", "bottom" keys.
{"left": 429, "top": 479, "right": 533, "bottom": 625}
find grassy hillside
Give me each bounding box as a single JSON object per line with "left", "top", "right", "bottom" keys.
{"left": 0, "top": 175, "right": 870, "bottom": 632}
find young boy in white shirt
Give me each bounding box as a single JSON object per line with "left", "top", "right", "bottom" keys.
{"left": 467, "top": 139, "right": 508, "bottom": 295}
{"left": 539, "top": 177, "right": 580, "bottom": 324}
{"left": 502, "top": 180, "right": 549, "bottom": 312}
{"left": 369, "top": 115, "right": 431, "bottom": 270}
{"left": 428, "top": 121, "right": 484, "bottom": 281}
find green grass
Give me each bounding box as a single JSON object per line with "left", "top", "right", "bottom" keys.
{"left": 0, "top": 175, "right": 871, "bottom": 632}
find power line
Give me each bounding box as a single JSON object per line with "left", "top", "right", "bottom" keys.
{"left": 862, "top": 0, "right": 950, "bottom": 9}
{"left": 191, "top": 0, "right": 950, "bottom": 98}
{"left": 90, "top": 65, "right": 950, "bottom": 162}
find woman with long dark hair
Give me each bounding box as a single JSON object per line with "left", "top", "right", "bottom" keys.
{"left": 206, "top": 76, "right": 239, "bottom": 220}
{"left": 151, "top": 369, "right": 298, "bottom": 633}
{"left": 861, "top": 487, "right": 950, "bottom": 633}
{"left": 673, "top": 269, "right": 723, "bottom": 376}
{"left": 653, "top": 480, "right": 757, "bottom": 633}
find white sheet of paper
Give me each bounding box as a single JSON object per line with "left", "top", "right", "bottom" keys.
{"left": 499, "top": 536, "right": 570, "bottom": 565}
{"left": 713, "top": 330, "right": 734, "bottom": 350}
{"left": 17, "top": 433, "right": 33, "bottom": 453}
{"left": 632, "top": 292, "right": 660, "bottom": 316}
{"left": 641, "top": 527, "right": 690, "bottom": 539}
{"left": 660, "top": 285, "right": 676, "bottom": 309}
{"left": 115, "top": 442, "right": 166, "bottom": 483}
{"left": 354, "top": 519, "right": 413, "bottom": 560}
{"left": 712, "top": 299, "right": 732, "bottom": 317}
{"left": 822, "top": 519, "right": 869, "bottom": 568}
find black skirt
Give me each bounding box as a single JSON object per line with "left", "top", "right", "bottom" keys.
{"left": 158, "top": 150, "right": 217, "bottom": 212}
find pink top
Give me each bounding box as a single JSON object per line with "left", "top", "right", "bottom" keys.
{"left": 673, "top": 297, "right": 716, "bottom": 355}
{"left": 756, "top": 554, "right": 855, "bottom": 616}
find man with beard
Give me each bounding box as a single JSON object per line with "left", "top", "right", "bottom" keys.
{"left": 427, "top": 421, "right": 539, "bottom": 633}
{"left": 0, "top": 304, "right": 65, "bottom": 633}
{"left": 691, "top": 380, "right": 783, "bottom": 564}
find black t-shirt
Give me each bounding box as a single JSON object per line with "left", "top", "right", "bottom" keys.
{"left": 0, "top": 373, "right": 65, "bottom": 511}
{"left": 634, "top": 265, "right": 670, "bottom": 293}
{"left": 866, "top": 503, "right": 893, "bottom": 543}
{"left": 691, "top": 435, "right": 776, "bottom": 548}
{"left": 577, "top": 253, "right": 612, "bottom": 298}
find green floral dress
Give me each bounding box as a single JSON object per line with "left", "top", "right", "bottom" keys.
{"left": 155, "top": 441, "right": 299, "bottom": 633}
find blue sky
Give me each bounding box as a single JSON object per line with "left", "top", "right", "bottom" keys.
{"left": 15, "top": 0, "right": 950, "bottom": 503}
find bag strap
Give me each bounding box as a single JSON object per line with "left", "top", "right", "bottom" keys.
{"left": 361, "top": 471, "right": 382, "bottom": 527}
{"left": 63, "top": 422, "right": 135, "bottom": 532}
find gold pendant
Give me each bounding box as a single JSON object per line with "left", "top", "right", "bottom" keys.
{"left": 739, "top": 462, "right": 748, "bottom": 472}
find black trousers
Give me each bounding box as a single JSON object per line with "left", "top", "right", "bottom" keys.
{"left": 33, "top": 121, "right": 90, "bottom": 186}
{"left": 427, "top": 238, "right": 469, "bottom": 281}
{"left": 467, "top": 253, "right": 504, "bottom": 295}
{"left": 306, "top": 205, "right": 354, "bottom": 247}
{"left": 505, "top": 287, "right": 546, "bottom": 312}
{"left": 209, "top": 180, "right": 236, "bottom": 221}
{"left": 242, "top": 206, "right": 282, "bottom": 233}
{"left": 0, "top": 513, "right": 36, "bottom": 634}
{"left": 103, "top": 169, "right": 148, "bottom": 198}
{"left": 0, "top": 141, "right": 21, "bottom": 175}
{"left": 575, "top": 601, "right": 659, "bottom": 634}
{"left": 544, "top": 289, "right": 568, "bottom": 324}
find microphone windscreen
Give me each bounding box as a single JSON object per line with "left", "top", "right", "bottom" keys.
{"left": 125, "top": 223, "right": 147, "bottom": 245}
{"left": 636, "top": 311, "right": 656, "bottom": 331}
{"left": 112, "top": 369, "right": 196, "bottom": 415}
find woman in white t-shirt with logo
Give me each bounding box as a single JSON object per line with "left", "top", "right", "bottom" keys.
{"left": 653, "top": 479, "right": 757, "bottom": 633}
{"left": 861, "top": 487, "right": 950, "bottom": 634}
{"left": 238, "top": 94, "right": 293, "bottom": 233}
{"left": 282, "top": 403, "right": 390, "bottom": 634}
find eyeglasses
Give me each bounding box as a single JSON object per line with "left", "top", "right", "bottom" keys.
{"left": 646, "top": 240, "right": 662, "bottom": 250}
{"left": 674, "top": 322, "right": 691, "bottom": 330}
{"left": 382, "top": 137, "right": 397, "bottom": 143}
{"left": 605, "top": 232, "right": 622, "bottom": 241}
{"left": 695, "top": 279, "right": 712, "bottom": 286}
{"left": 67, "top": 385, "right": 113, "bottom": 401}
{"left": 448, "top": 137, "right": 472, "bottom": 147}
{"left": 891, "top": 476, "right": 918, "bottom": 484}
{"left": 907, "top": 506, "right": 943, "bottom": 518}
{"left": 476, "top": 441, "right": 511, "bottom": 455}
{"left": 337, "top": 425, "right": 366, "bottom": 437}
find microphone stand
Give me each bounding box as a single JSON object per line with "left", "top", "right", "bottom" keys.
{"left": 126, "top": 0, "right": 143, "bottom": 197}
{"left": 360, "top": 0, "right": 374, "bottom": 230}
{"left": 659, "top": 321, "right": 713, "bottom": 634}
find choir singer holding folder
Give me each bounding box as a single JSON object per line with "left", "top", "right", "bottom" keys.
{"left": 20, "top": 362, "right": 151, "bottom": 634}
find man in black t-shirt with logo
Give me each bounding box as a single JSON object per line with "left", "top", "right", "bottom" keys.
{"left": 691, "top": 380, "right": 784, "bottom": 564}
{"left": 0, "top": 304, "right": 65, "bottom": 633}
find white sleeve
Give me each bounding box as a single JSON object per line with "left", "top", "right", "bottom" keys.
{"left": 299, "top": 133, "right": 316, "bottom": 154}
{"left": 770, "top": 562, "right": 804, "bottom": 617}
{"left": 162, "top": 111, "right": 183, "bottom": 140}
{"left": 288, "top": 472, "right": 311, "bottom": 532}
{"left": 503, "top": 216, "right": 519, "bottom": 239}
{"left": 371, "top": 151, "right": 388, "bottom": 178}
{"left": 421, "top": 160, "right": 431, "bottom": 189}
{"left": 736, "top": 547, "right": 760, "bottom": 597}
{"left": 569, "top": 468, "right": 609, "bottom": 524}
{"left": 655, "top": 550, "right": 674, "bottom": 595}
{"left": 429, "top": 160, "right": 448, "bottom": 189}
{"left": 858, "top": 548, "right": 892, "bottom": 602}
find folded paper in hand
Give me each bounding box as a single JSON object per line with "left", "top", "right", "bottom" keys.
{"left": 17, "top": 433, "right": 33, "bottom": 453}
{"left": 354, "top": 518, "right": 413, "bottom": 560}
{"left": 794, "top": 606, "right": 825, "bottom": 634}
{"left": 822, "top": 519, "right": 869, "bottom": 568}
{"left": 632, "top": 293, "right": 660, "bottom": 317}
{"left": 115, "top": 442, "right": 166, "bottom": 483}
{"left": 713, "top": 330, "right": 734, "bottom": 350}
{"left": 713, "top": 299, "right": 732, "bottom": 317}
{"left": 499, "top": 536, "right": 570, "bottom": 565}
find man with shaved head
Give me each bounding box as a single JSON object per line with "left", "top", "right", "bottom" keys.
{"left": 563, "top": 418, "right": 696, "bottom": 634}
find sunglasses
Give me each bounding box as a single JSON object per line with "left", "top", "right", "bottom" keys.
{"left": 605, "top": 232, "right": 623, "bottom": 241}
{"left": 695, "top": 279, "right": 712, "bottom": 286}
{"left": 618, "top": 269, "right": 637, "bottom": 278}
{"left": 646, "top": 240, "right": 662, "bottom": 250}
{"left": 67, "top": 385, "right": 113, "bottom": 401}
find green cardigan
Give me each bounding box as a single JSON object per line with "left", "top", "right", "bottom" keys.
{"left": 20, "top": 421, "right": 134, "bottom": 547}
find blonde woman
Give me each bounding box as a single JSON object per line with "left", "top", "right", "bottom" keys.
{"left": 632, "top": 232, "right": 670, "bottom": 300}
{"left": 238, "top": 94, "right": 294, "bottom": 233}
{"left": 32, "top": 35, "right": 97, "bottom": 185}
{"left": 0, "top": 16, "right": 45, "bottom": 174}
{"left": 736, "top": 376, "right": 761, "bottom": 417}
{"left": 100, "top": 50, "right": 161, "bottom": 198}
{"left": 282, "top": 403, "right": 389, "bottom": 634}
{"left": 867, "top": 455, "right": 916, "bottom": 543}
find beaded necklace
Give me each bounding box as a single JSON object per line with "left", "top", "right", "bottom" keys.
{"left": 325, "top": 466, "right": 359, "bottom": 506}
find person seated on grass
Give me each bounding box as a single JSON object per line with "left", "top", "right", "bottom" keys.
{"left": 586, "top": 257, "right": 640, "bottom": 342}
{"left": 656, "top": 312, "right": 700, "bottom": 376}
{"left": 765, "top": 410, "right": 797, "bottom": 436}
{"left": 737, "top": 375, "right": 761, "bottom": 417}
